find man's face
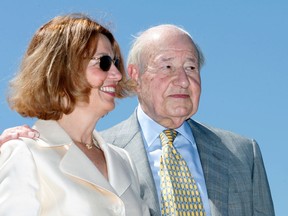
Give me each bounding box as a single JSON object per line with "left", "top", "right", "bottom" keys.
{"left": 135, "top": 33, "right": 201, "bottom": 128}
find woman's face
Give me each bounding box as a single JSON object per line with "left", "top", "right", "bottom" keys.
{"left": 85, "top": 34, "right": 122, "bottom": 115}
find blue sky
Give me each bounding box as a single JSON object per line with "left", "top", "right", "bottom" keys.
{"left": 0, "top": 1, "right": 287, "bottom": 215}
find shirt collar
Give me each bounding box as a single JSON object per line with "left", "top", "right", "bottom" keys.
{"left": 137, "top": 105, "right": 164, "bottom": 148}
{"left": 137, "top": 105, "right": 196, "bottom": 147}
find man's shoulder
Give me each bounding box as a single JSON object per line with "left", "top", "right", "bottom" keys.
{"left": 189, "top": 119, "right": 260, "bottom": 167}
{"left": 100, "top": 112, "right": 139, "bottom": 145}
{"left": 189, "top": 119, "right": 251, "bottom": 139}
{"left": 101, "top": 112, "right": 136, "bottom": 132}
{"left": 188, "top": 119, "right": 256, "bottom": 149}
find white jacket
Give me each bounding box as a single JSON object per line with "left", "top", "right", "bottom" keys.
{"left": 0, "top": 120, "right": 149, "bottom": 216}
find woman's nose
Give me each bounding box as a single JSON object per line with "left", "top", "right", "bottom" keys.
{"left": 108, "top": 64, "right": 122, "bottom": 81}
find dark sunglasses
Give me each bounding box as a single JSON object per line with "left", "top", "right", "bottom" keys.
{"left": 90, "top": 55, "right": 120, "bottom": 72}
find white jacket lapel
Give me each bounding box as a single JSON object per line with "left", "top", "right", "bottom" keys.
{"left": 59, "top": 143, "right": 116, "bottom": 193}
{"left": 93, "top": 131, "right": 131, "bottom": 197}
{"left": 33, "top": 120, "right": 120, "bottom": 194}
{"left": 58, "top": 130, "right": 132, "bottom": 197}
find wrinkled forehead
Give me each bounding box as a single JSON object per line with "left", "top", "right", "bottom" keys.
{"left": 152, "top": 49, "right": 197, "bottom": 63}
{"left": 151, "top": 43, "right": 197, "bottom": 65}
{"left": 148, "top": 32, "right": 197, "bottom": 58}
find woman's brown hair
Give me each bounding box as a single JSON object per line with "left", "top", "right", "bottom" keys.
{"left": 8, "top": 13, "right": 127, "bottom": 120}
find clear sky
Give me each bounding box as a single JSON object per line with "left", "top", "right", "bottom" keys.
{"left": 0, "top": 1, "right": 287, "bottom": 215}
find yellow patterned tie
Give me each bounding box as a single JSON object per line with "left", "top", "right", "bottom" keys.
{"left": 159, "top": 129, "right": 206, "bottom": 216}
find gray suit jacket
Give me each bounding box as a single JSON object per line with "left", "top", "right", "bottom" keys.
{"left": 101, "top": 111, "right": 275, "bottom": 216}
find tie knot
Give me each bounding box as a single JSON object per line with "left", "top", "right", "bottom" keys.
{"left": 160, "top": 129, "right": 177, "bottom": 146}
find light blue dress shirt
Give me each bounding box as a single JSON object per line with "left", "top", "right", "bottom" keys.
{"left": 137, "top": 105, "right": 211, "bottom": 215}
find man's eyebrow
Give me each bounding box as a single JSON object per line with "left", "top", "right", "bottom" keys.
{"left": 154, "top": 55, "right": 174, "bottom": 62}
{"left": 186, "top": 57, "right": 197, "bottom": 63}
{"left": 154, "top": 53, "right": 197, "bottom": 63}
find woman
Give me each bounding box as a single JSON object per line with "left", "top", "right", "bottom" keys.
{"left": 0, "top": 14, "right": 148, "bottom": 216}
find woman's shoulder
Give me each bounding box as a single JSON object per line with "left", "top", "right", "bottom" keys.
{"left": 0, "top": 138, "right": 39, "bottom": 180}
{"left": 1, "top": 137, "right": 37, "bottom": 155}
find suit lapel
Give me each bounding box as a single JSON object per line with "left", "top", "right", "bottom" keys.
{"left": 60, "top": 133, "right": 134, "bottom": 197}
{"left": 34, "top": 120, "right": 131, "bottom": 197}
{"left": 188, "top": 119, "right": 229, "bottom": 215}
{"left": 94, "top": 132, "right": 132, "bottom": 196}
{"left": 59, "top": 142, "right": 116, "bottom": 193}
{"left": 109, "top": 112, "right": 161, "bottom": 216}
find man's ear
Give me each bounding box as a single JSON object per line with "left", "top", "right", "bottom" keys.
{"left": 128, "top": 64, "right": 140, "bottom": 84}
